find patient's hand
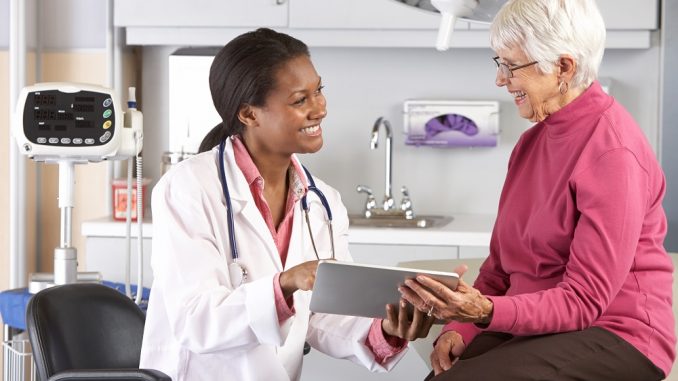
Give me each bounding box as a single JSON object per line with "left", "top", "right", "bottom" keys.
{"left": 381, "top": 299, "right": 436, "bottom": 341}
{"left": 431, "top": 330, "right": 466, "bottom": 375}
{"left": 399, "top": 264, "right": 493, "bottom": 325}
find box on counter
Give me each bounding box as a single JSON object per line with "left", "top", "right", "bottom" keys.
{"left": 112, "top": 178, "right": 151, "bottom": 221}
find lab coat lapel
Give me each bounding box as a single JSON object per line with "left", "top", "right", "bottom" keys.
{"left": 286, "top": 203, "right": 306, "bottom": 269}
{"left": 221, "top": 139, "right": 283, "bottom": 270}
{"left": 286, "top": 155, "right": 315, "bottom": 269}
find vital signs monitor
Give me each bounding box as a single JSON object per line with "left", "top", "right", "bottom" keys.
{"left": 13, "top": 82, "right": 142, "bottom": 161}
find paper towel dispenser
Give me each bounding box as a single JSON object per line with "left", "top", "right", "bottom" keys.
{"left": 403, "top": 100, "right": 500, "bottom": 147}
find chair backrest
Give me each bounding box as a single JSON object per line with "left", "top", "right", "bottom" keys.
{"left": 26, "top": 283, "right": 146, "bottom": 381}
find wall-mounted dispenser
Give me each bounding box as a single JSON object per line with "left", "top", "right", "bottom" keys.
{"left": 403, "top": 100, "right": 500, "bottom": 147}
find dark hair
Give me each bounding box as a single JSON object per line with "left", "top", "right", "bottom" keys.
{"left": 198, "top": 28, "right": 310, "bottom": 153}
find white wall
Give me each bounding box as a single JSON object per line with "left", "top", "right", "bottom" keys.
{"left": 0, "top": 0, "right": 107, "bottom": 50}
{"left": 661, "top": 0, "right": 678, "bottom": 252}
{"left": 141, "top": 43, "right": 662, "bottom": 218}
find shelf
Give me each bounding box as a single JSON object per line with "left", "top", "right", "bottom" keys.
{"left": 124, "top": 27, "right": 653, "bottom": 49}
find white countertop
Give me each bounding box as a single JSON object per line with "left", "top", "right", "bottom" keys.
{"left": 347, "top": 213, "right": 494, "bottom": 247}
{"left": 82, "top": 217, "right": 154, "bottom": 238}
{"left": 81, "top": 213, "right": 495, "bottom": 247}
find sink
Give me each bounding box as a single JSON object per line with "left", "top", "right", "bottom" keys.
{"left": 348, "top": 214, "right": 453, "bottom": 229}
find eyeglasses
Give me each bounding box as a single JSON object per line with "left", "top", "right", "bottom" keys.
{"left": 493, "top": 56, "right": 538, "bottom": 79}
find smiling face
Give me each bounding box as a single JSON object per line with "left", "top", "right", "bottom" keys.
{"left": 494, "top": 47, "right": 565, "bottom": 123}
{"left": 240, "top": 55, "right": 327, "bottom": 161}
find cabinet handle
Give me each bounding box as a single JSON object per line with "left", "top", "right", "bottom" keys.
{"left": 276, "top": 0, "right": 286, "bottom": 4}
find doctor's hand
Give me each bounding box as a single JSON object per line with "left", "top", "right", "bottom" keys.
{"left": 279, "top": 260, "right": 319, "bottom": 299}
{"left": 381, "top": 299, "right": 436, "bottom": 341}
{"left": 431, "top": 330, "right": 466, "bottom": 376}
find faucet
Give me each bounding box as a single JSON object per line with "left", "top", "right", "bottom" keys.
{"left": 356, "top": 185, "right": 377, "bottom": 218}
{"left": 356, "top": 117, "right": 415, "bottom": 219}
{"left": 400, "top": 186, "right": 414, "bottom": 219}
{"left": 370, "top": 117, "right": 395, "bottom": 211}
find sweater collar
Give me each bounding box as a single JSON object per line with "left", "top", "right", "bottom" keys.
{"left": 542, "top": 80, "right": 613, "bottom": 138}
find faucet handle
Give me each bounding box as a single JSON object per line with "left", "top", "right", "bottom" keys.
{"left": 356, "top": 185, "right": 377, "bottom": 218}
{"left": 357, "top": 184, "right": 373, "bottom": 195}
{"left": 400, "top": 186, "right": 414, "bottom": 219}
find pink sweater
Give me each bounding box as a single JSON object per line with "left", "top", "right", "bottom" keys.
{"left": 442, "top": 81, "right": 676, "bottom": 375}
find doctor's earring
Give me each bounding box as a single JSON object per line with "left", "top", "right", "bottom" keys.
{"left": 559, "top": 81, "right": 569, "bottom": 95}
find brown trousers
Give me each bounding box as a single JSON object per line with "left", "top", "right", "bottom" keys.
{"left": 425, "top": 327, "right": 664, "bottom": 381}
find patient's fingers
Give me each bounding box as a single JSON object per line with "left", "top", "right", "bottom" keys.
{"left": 398, "top": 284, "right": 425, "bottom": 310}
{"left": 403, "top": 278, "right": 443, "bottom": 312}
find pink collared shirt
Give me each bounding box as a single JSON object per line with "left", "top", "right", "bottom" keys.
{"left": 231, "top": 136, "right": 405, "bottom": 363}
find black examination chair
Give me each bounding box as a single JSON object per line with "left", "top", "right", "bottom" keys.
{"left": 26, "top": 283, "right": 171, "bottom": 381}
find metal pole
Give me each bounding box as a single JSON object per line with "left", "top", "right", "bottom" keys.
{"left": 106, "top": 0, "right": 115, "bottom": 216}
{"left": 35, "top": 0, "right": 44, "bottom": 272}
{"left": 9, "top": 0, "right": 27, "bottom": 289}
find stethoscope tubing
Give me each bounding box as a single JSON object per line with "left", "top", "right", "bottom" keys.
{"left": 218, "top": 138, "right": 334, "bottom": 266}
{"left": 219, "top": 139, "right": 240, "bottom": 261}
{"left": 301, "top": 167, "right": 333, "bottom": 222}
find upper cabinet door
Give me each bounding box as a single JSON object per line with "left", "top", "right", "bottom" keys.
{"left": 114, "top": 0, "right": 658, "bottom": 48}
{"left": 289, "top": 0, "right": 468, "bottom": 30}
{"left": 596, "top": 0, "right": 658, "bottom": 30}
{"left": 114, "top": 0, "right": 288, "bottom": 27}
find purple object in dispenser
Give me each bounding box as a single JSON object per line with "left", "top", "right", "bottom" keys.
{"left": 446, "top": 114, "right": 479, "bottom": 136}
{"left": 424, "top": 113, "right": 479, "bottom": 140}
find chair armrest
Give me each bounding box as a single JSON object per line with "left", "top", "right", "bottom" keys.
{"left": 47, "top": 368, "right": 171, "bottom": 381}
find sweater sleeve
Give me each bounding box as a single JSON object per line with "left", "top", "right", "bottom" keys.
{"left": 439, "top": 232, "right": 511, "bottom": 345}
{"left": 487, "top": 148, "right": 648, "bottom": 334}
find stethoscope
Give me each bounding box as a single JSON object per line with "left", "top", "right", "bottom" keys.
{"left": 218, "top": 139, "right": 335, "bottom": 287}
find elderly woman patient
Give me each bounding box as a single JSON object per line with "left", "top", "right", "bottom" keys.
{"left": 400, "top": 0, "right": 676, "bottom": 380}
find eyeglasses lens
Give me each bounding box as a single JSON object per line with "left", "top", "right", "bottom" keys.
{"left": 493, "top": 57, "right": 511, "bottom": 79}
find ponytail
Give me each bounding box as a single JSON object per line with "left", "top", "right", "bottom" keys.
{"left": 198, "top": 122, "right": 228, "bottom": 153}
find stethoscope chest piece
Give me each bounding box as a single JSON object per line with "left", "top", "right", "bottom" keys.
{"left": 229, "top": 262, "right": 247, "bottom": 287}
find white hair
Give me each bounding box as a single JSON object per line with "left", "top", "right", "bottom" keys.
{"left": 489, "top": 0, "right": 606, "bottom": 89}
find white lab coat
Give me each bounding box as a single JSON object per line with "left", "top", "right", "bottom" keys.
{"left": 140, "top": 139, "right": 407, "bottom": 381}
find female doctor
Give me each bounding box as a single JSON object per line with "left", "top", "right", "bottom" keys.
{"left": 140, "top": 28, "right": 435, "bottom": 381}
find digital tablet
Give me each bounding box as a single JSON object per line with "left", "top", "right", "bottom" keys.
{"left": 309, "top": 260, "right": 459, "bottom": 319}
